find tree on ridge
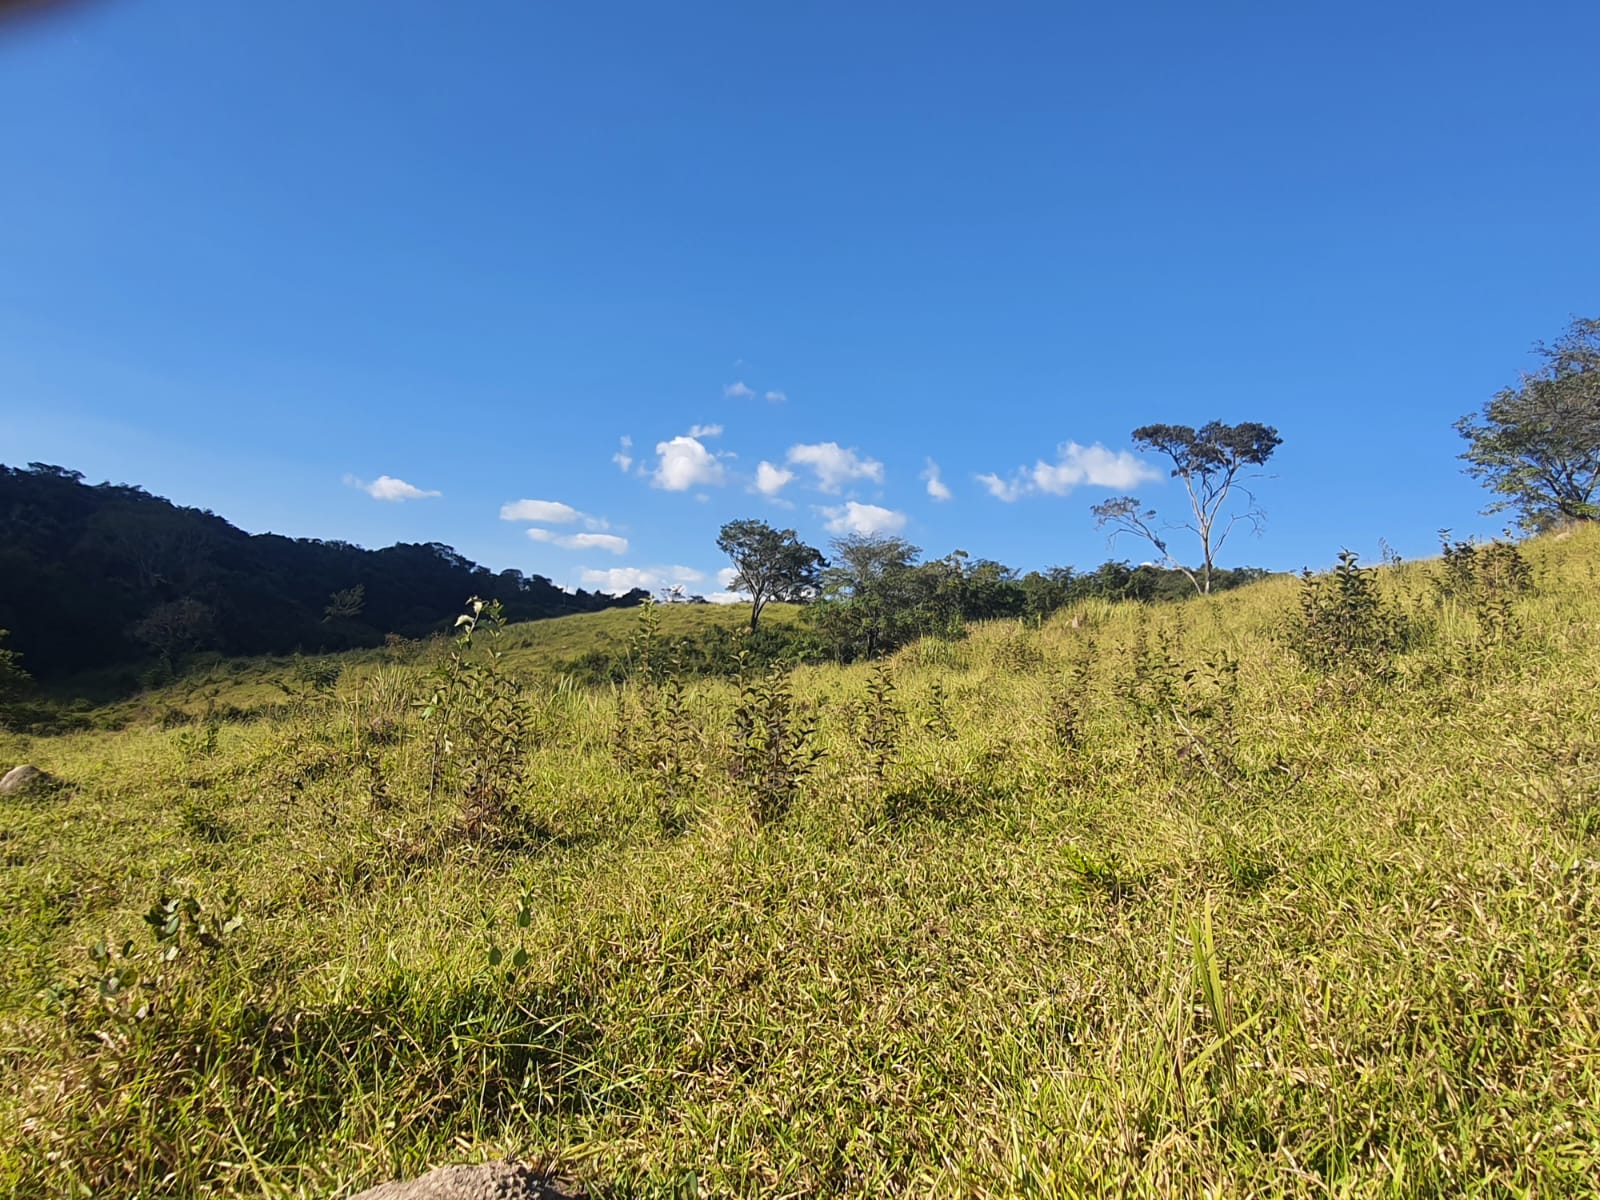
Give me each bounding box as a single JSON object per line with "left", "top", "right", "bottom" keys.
{"left": 1091, "top": 420, "right": 1282, "bottom": 595}
{"left": 716, "top": 519, "right": 827, "bottom": 632}
{"left": 1456, "top": 316, "right": 1600, "bottom": 532}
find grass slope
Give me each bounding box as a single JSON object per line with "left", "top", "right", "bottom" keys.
{"left": 2, "top": 530, "right": 1599, "bottom": 1197}
{"left": 81, "top": 600, "right": 802, "bottom": 725}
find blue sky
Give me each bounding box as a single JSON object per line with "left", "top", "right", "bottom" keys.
{"left": 2, "top": 0, "right": 1596, "bottom": 597}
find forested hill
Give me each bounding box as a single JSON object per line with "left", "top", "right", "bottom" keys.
{"left": 0, "top": 463, "right": 645, "bottom": 681}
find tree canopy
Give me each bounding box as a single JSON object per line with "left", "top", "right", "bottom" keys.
{"left": 1092, "top": 420, "right": 1282, "bottom": 595}
{"left": 715, "top": 519, "right": 827, "bottom": 632}
{"left": 1456, "top": 316, "right": 1600, "bottom": 531}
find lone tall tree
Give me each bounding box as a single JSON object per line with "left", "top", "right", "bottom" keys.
{"left": 1091, "top": 421, "right": 1282, "bottom": 595}
{"left": 1456, "top": 316, "right": 1600, "bottom": 531}
{"left": 716, "top": 519, "right": 826, "bottom": 632}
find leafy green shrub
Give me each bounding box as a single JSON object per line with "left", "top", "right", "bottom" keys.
{"left": 421, "top": 598, "right": 535, "bottom": 839}
{"left": 613, "top": 611, "right": 703, "bottom": 834}
{"left": 855, "top": 661, "right": 903, "bottom": 792}
{"left": 730, "top": 656, "right": 821, "bottom": 825}
{"left": 1288, "top": 550, "right": 1408, "bottom": 677}
{"left": 1047, "top": 641, "right": 1095, "bottom": 753}
{"left": 1436, "top": 533, "right": 1534, "bottom": 644}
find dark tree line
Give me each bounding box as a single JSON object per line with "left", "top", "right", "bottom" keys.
{"left": 0, "top": 463, "right": 645, "bottom": 682}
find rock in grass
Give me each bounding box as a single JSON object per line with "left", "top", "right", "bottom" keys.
{"left": 347, "top": 1162, "right": 580, "bottom": 1200}
{"left": 0, "top": 765, "right": 51, "bottom": 796}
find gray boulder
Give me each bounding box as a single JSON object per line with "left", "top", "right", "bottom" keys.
{"left": 0, "top": 765, "right": 51, "bottom": 796}
{"left": 347, "top": 1162, "right": 579, "bottom": 1200}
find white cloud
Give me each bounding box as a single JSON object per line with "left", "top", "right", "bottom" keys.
{"left": 976, "top": 472, "right": 1025, "bottom": 502}
{"left": 819, "top": 501, "right": 908, "bottom": 536}
{"left": 724, "top": 381, "right": 756, "bottom": 399}
{"left": 580, "top": 564, "right": 707, "bottom": 595}
{"left": 347, "top": 474, "right": 441, "bottom": 502}
{"left": 526, "top": 529, "right": 629, "bottom": 555}
{"left": 688, "top": 423, "right": 724, "bottom": 438}
{"left": 650, "top": 433, "right": 728, "bottom": 490}
{"left": 568, "top": 532, "right": 629, "bottom": 553}
{"left": 503, "top": 499, "right": 623, "bottom": 544}
{"left": 500, "top": 498, "right": 581, "bottom": 523}
{"left": 980, "top": 441, "right": 1159, "bottom": 502}
{"left": 612, "top": 435, "right": 633, "bottom": 473}
{"left": 921, "top": 458, "right": 953, "bottom": 502}
{"left": 765, "top": 390, "right": 787, "bottom": 404}
{"left": 754, "top": 460, "right": 795, "bottom": 497}
{"left": 787, "top": 441, "right": 885, "bottom": 493}
{"left": 717, "top": 567, "right": 741, "bottom": 588}
{"left": 705, "top": 591, "right": 746, "bottom": 605}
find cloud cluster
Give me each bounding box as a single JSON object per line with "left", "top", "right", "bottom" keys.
{"left": 501, "top": 497, "right": 622, "bottom": 551}
{"left": 786, "top": 442, "right": 885, "bottom": 493}
{"left": 580, "top": 564, "right": 706, "bottom": 595}
{"left": 921, "top": 458, "right": 952, "bottom": 502}
{"left": 612, "top": 436, "right": 633, "bottom": 473}
{"left": 346, "top": 474, "right": 441, "bottom": 502}
{"left": 978, "top": 442, "right": 1158, "bottom": 502}
{"left": 819, "top": 501, "right": 907, "bottom": 536}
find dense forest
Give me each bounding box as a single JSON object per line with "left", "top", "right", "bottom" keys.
{"left": 0, "top": 463, "right": 645, "bottom": 682}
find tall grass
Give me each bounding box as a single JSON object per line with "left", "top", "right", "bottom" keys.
{"left": 1, "top": 528, "right": 1598, "bottom": 1197}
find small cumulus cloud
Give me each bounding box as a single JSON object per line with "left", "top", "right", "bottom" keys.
{"left": 725, "top": 380, "right": 785, "bottom": 403}
{"left": 921, "top": 458, "right": 953, "bottom": 502}
{"left": 567, "top": 532, "right": 629, "bottom": 553}
{"left": 612, "top": 435, "right": 633, "bottom": 473}
{"left": 526, "top": 529, "right": 629, "bottom": 555}
{"left": 754, "top": 461, "right": 795, "bottom": 498}
{"left": 500, "top": 499, "right": 582, "bottom": 523}
{"left": 502, "top": 499, "right": 623, "bottom": 548}
{"left": 705, "top": 566, "right": 750, "bottom": 605}
{"left": 649, "top": 432, "right": 728, "bottom": 491}
{"left": 979, "top": 441, "right": 1158, "bottom": 502}
{"left": 688, "top": 423, "right": 724, "bottom": 438}
{"left": 819, "top": 501, "right": 908, "bottom": 536}
{"left": 346, "top": 474, "right": 441, "bottom": 502}
{"left": 976, "top": 472, "right": 1026, "bottom": 502}
{"left": 580, "top": 564, "right": 707, "bottom": 595}
{"left": 787, "top": 442, "right": 885, "bottom": 493}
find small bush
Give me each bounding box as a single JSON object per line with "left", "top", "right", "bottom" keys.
{"left": 730, "top": 657, "right": 821, "bottom": 825}
{"left": 1288, "top": 550, "right": 1408, "bottom": 678}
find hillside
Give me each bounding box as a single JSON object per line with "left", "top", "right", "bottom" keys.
{"left": 2, "top": 525, "right": 1598, "bottom": 1197}
{"left": 0, "top": 462, "right": 644, "bottom": 683}
{"left": 88, "top": 600, "right": 806, "bottom": 726}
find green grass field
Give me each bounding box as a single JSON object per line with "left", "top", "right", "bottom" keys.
{"left": 3, "top": 530, "right": 1599, "bottom": 1198}
{"left": 74, "top": 600, "right": 805, "bottom": 726}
